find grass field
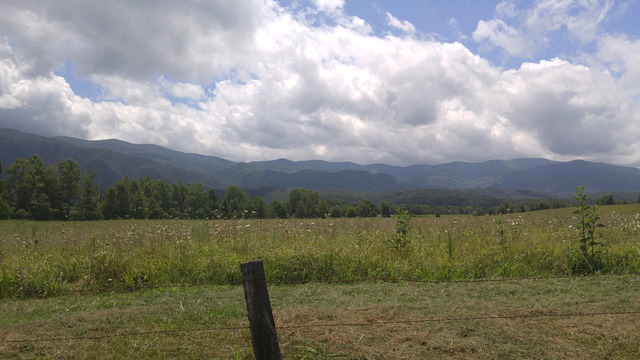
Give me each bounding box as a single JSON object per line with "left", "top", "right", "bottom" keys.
{"left": 1, "top": 205, "right": 640, "bottom": 358}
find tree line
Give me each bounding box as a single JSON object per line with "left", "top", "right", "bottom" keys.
{"left": 0, "top": 155, "right": 623, "bottom": 221}
{"left": 0, "top": 155, "right": 390, "bottom": 221}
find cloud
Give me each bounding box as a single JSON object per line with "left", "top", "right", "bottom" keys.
{"left": 0, "top": 0, "right": 263, "bottom": 81}
{"left": 386, "top": 13, "right": 416, "bottom": 36}
{"left": 159, "top": 78, "right": 204, "bottom": 101}
{"left": 473, "top": 19, "right": 534, "bottom": 57}
{"left": 473, "top": 0, "right": 614, "bottom": 58}
{"left": 0, "top": 0, "right": 638, "bottom": 167}
{"left": 312, "top": 0, "right": 345, "bottom": 13}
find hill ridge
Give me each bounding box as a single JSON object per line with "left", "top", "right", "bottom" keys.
{"left": 1, "top": 128, "right": 639, "bottom": 195}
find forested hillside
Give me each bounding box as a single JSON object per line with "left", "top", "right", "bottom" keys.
{"left": 3, "top": 129, "right": 640, "bottom": 195}
{"left": 1, "top": 155, "right": 598, "bottom": 221}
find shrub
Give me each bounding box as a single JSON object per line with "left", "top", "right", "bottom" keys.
{"left": 387, "top": 210, "right": 412, "bottom": 251}
{"left": 571, "top": 186, "right": 605, "bottom": 273}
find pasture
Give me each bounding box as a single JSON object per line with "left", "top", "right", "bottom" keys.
{"left": 1, "top": 205, "right": 639, "bottom": 358}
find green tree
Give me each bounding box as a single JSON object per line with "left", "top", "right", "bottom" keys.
{"left": 529, "top": 201, "right": 549, "bottom": 211}
{"left": 357, "top": 199, "right": 378, "bottom": 217}
{"left": 130, "top": 181, "right": 148, "bottom": 219}
{"left": 78, "top": 169, "right": 101, "bottom": 220}
{"left": 271, "top": 199, "right": 288, "bottom": 218}
{"left": 496, "top": 202, "right": 511, "bottom": 215}
{"left": 6, "top": 155, "right": 59, "bottom": 220}
{"left": 207, "top": 188, "right": 220, "bottom": 217}
{"left": 6, "top": 157, "right": 33, "bottom": 216}
{"left": 114, "top": 177, "right": 132, "bottom": 218}
{"left": 102, "top": 186, "right": 119, "bottom": 220}
{"left": 0, "top": 161, "right": 11, "bottom": 219}
{"left": 381, "top": 202, "right": 391, "bottom": 218}
{"left": 345, "top": 206, "right": 358, "bottom": 218}
{"left": 251, "top": 197, "right": 267, "bottom": 219}
{"left": 185, "top": 183, "right": 208, "bottom": 219}
{"left": 147, "top": 179, "right": 172, "bottom": 219}
{"left": 329, "top": 205, "right": 342, "bottom": 218}
{"left": 101, "top": 177, "right": 133, "bottom": 219}
{"left": 221, "top": 185, "right": 250, "bottom": 219}
{"left": 58, "top": 159, "right": 82, "bottom": 219}
{"left": 287, "top": 188, "right": 326, "bottom": 218}
{"left": 171, "top": 181, "right": 188, "bottom": 218}
{"left": 597, "top": 194, "right": 615, "bottom": 205}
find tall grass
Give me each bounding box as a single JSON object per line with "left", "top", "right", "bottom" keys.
{"left": 1, "top": 205, "right": 640, "bottom": 297}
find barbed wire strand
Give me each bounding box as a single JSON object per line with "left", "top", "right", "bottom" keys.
{"left": 1, "top": 310, "right": 638, "bottom": 344}
{"left": 265, "top": 272, "right": 640, "bottom": 285}
{"left": 277, "top": 310, "right": 640, "bottom": 330}
{"left": 0, "top": 325, "right": 249, "bottom": 343}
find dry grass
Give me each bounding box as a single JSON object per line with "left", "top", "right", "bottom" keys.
{"left": 0, "top": 275, "right": 638, "bottom": 358}
{"left": 271, "top": 275, "right": 640, "bottom": 359}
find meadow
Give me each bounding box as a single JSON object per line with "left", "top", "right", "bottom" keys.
{"left": 1, "top": 205, "right": 640, "bottom": 358}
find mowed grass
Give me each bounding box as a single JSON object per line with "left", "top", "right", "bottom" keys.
{"left": 0, "top": 276, "right": 638, "bottom": 358}
{"left": 1, "top": 205, "right": 640, "bottom": 358}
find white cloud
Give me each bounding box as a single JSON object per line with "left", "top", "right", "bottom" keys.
{"left": 473, "top": 19, "right": 534, "bottom": 57}
{"left": 159, "top": 78, "right": 204, "bottom": 101}
{"left": 0, "top": 0, "right": 638, "bottom": 167}
{"left": 474, "top": 0, "right": 614, "bottom": 58}
{"left": 596, "top": 34, "right": 640, "bottom": 91}
{"left": 525, "top": 0, "right": 613, "bottom": 43}
{"left": 386, "top": 12, "right": 416, "bottom": 36}
{"left": 312, "top": 0, "right": 344, "bottom": 13}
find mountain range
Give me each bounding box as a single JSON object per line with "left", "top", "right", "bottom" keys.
{"left": 1, "top": 128, "right": 639, "bottom": 198}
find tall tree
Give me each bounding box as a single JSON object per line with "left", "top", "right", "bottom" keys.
{"left": 207, "top": 188, "right": 220, "bottom": 217}
{"left": 186, "top": 183, "right": 208, "bottom": 219}
{"left": 146, "top": 178, "right": 171, "bottom": 219}
{"left": 6, "top": 157, "right": 33, "bottom": 216}
{"left": 221, "top": 185, "right": 250, "bottom": 219}
{"left": 251, "top": 197, "right": 267, "bottom": 219}
{"left": 0, "top": 162, "right": 10, "bottom": 219}
{"left": 271, "top": 200, "right": 288, "bottom": 218}
{"left": 130, "top": 181, "right": 148, "bottom": 219}
{"left": 102, "top": 186, "right": 119, "bottom": 219}
{"left": 381, "top": 202, "right": 391, "bottom": 218}
{"left": 114, "top": 177, "right": 132, "bottom": 219}
{"left": 171, "top": 181, "right": 188, "bottom": 218}
{"left": 357, "top": 199, "right": 378, "bottom": 217}
{"left": 78, "top": 169, "right": 101, "bottom": 220}
{"left": 6, "top": 155, "right": 59, "bottom": 220}
{"left": 58, "top": 159, "right": 81, "bottom": 219}
{"left": 287, "top": 188, "right": 327, "bottom": 218}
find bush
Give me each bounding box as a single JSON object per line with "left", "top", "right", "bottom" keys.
{"left": 572, "top": 186, "right": 605, "bottom": 273}
{"left": 387, "top": 210, "right": 412, "bottom": 251}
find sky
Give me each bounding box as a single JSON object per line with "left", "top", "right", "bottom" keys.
{"left": 1, "top": 0, "right": 639, "bottom": 166}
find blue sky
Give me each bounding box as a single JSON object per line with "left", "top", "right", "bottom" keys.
{"left": 1, "top": 0, "right": 640, "bottom": 166}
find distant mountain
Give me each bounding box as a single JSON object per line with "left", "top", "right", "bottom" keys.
{"left": 495, "top": 160, "right": 640, "bottom": 194}
{"left": 0, "top": 128, "right": 225, "bottom": 188}
{"left": 1, "top": 128, "right": 639, "bottom": 196}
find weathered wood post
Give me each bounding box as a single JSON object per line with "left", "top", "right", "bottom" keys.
{"left": 241, "top": 260, "right": 282, "bottom": 360}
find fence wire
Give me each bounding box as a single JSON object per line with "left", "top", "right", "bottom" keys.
{"left": 265, "top": 272, "right": 639, "bottom": 285}
{"left": 1, "top": 272, "right": 638, "bottom": 344}
{"left": 2, "top": 310, "right": 638, "bottom": 344}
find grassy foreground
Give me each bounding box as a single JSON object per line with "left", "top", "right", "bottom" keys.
{"left": 0, "top": 275, "right": 638, "bottom": 358}
{"left": 1, "top": 205, "right": 640, "bottom": 296}
{"left": 0, "top": 206, "right": 639, "bottom": 358}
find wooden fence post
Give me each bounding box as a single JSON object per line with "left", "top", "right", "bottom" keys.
{"left": 241, "top": 260, "right": 282, "bottom": 360}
